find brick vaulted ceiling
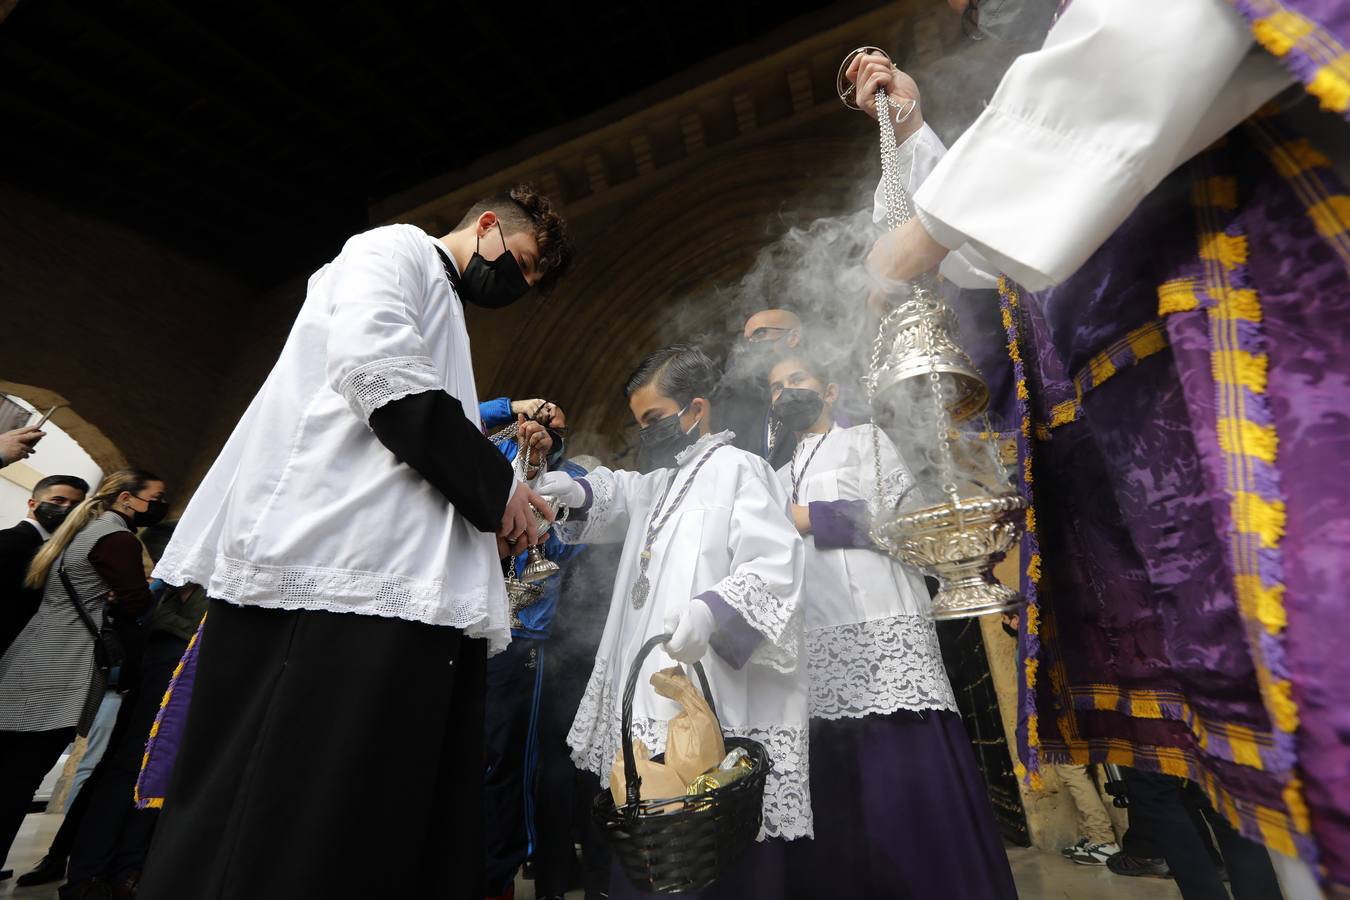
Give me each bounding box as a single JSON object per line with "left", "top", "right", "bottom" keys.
{"left": 0, "top": 0, "right": 896, "bottom": 286}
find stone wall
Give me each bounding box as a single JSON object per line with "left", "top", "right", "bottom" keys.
{"left": 0, "top": 185, "right": 253, "bottom": 504}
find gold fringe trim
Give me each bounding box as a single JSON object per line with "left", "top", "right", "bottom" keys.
{"left": 1236, "top": 574, "right": 1289, "bottom": 634}
{"left": 1232, "top": 491, "right": 1287, "bottom": 549}
{"left": 1217, "top": 416, "right": 1278, "bottom": 463}
{"left": 1200, "top": 231, "right": 1250, "bottom": 269}
{"left": 1158, "top": 279, "right": 1201, "bottom": 316}
{"left": 1212, "top": 349, "right": 1269, "bottom": 393}
{"left": 1306, "top": 193, "right": 1350, "bottom": 240}
{"left": 1308, "top": 55, "right": 1350, "bottom": 114}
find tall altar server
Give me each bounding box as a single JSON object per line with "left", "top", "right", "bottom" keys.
{"left": 139, "top": 186, "right": 572, "bottom": 900}
{"left": 538, "top": 345, "right": 809, "bottom": 899}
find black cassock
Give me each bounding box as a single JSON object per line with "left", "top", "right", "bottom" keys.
{"left": 139, "top": 390, "right": 512, "bottom": 900}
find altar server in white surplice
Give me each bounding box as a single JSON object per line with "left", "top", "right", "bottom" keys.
{"left": 537, "top": 345, "right": 809, "bottom": 900}
{"left": 764, "top": 349, "right": 1016, "bottom": 900}
{"left": 138, "top": 187, "right": 573, "bottom": 900}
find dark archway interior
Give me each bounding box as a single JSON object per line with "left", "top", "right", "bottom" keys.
{"left": 0, "top": 0, "right": 890, "bottom": 286}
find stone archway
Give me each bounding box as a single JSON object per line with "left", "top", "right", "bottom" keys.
{"left": 1, "top": 380, "right": 128, "bottom": 477}
{"left": 1, "top": 379, "right": 128, "bottom": 476}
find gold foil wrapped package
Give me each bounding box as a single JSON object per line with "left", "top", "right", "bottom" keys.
{"left": 686, "top": 748, "right": 755, "bottom": 796}
{"left": 649, "top": 666, "right": 725, "bottom": 783}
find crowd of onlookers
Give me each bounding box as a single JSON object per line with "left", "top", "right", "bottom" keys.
{"left": 0, "top": 424, "right": 205, "bottom": 899}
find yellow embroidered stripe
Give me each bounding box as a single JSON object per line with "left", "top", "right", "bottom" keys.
{"left": 1240, "top": 0, "right": 1350, "bottom": 114}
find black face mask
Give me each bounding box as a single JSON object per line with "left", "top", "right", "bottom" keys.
{"left": 459, "top": 223, "right": 530, "bottom": 310}
{"left": 772, "top": 388, "right": 825, "bottom": 433}
{"left": 34, "top": 501, "right": 73, "bottom": 533}
{"left": 636, "top": 407, "right": 701, "bottom": 474}
{"left": 133, "top": 499, "right": 169, "bottom": 529}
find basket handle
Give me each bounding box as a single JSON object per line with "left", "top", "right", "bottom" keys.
{"left": 619, "top": 632, "right": 717, "bottom": 810}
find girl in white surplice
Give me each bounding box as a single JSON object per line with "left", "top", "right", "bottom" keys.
{"left": 537, "top": 345, "right": 809, "bottom": 899}
{"left": 764, "top": 349, "right": 1017, "bottom": 900}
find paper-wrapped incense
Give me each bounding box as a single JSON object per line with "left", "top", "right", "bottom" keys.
{"left": 649, "top": 666, "right": 725, "bottom": 783}
{"left": 610, "top": 739, "right": 687, "bottom": 811}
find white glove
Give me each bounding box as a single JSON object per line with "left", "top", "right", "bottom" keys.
{"left": 534, "top": 471, "right": 585, "bottom": 509}
{"left": 664, "top": 599, "right": 717, "bottom": 664}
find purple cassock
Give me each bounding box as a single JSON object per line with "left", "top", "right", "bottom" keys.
{"left": 1002, "top": 2, "right": 1350, "bottom": 889}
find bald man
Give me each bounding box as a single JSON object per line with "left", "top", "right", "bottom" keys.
{"left": 715, "top": 308, "right": 804, "bottom": 468}
{"left": 742, "top": 309, "right": 802, "bottom": 350}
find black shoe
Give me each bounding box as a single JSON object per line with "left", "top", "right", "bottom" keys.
{"left": 1, "top": 869, "right": 13, "bottom": 880}
{"left": 18, "top": 853, "right": 69, "bottom": 886}
{"left": 1107, "top": 852, "right": 1171, "bottom": 878}
{"left": 58, "top": 877, "right": 114, "bottom": 900}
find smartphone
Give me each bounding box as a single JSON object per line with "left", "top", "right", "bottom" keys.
{"left": 31, "top": 405, "right": 58, "bottom": 429}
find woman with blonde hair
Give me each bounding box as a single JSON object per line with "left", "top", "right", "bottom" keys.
{"left": 0, "top": 468, "right": 164, "bottom": 875}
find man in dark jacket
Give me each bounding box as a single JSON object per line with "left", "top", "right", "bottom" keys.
{"left": 0, "top": 474, "right": 88, "bottom": 655}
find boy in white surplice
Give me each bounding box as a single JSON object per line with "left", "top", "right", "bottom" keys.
{"left": 765, "top": 349, "right": 1016, "bottom": 900}
{"left": 537, "top": 345, "right": 809, "bottom": 899}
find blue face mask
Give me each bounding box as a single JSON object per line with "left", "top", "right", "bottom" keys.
{"left": 636, "top": 406, "right": 701, "bottom": 474}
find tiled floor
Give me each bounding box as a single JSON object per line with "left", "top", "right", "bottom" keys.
{"left": 4, "top": 812, "right": 1185, "bottom": 899}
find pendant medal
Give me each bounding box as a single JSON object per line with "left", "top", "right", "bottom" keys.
{"left": 630, "top": 574, "right": 651, "bottom": 609}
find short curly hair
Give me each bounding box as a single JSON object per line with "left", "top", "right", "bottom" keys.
{"left": 455, "top": 184, "right": 574, "bottom": 295}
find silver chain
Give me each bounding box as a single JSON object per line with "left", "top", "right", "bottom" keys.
{"left": 864, "top": 87, "right": 939, "bottom": 518}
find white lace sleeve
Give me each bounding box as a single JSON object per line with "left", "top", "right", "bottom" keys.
{"left": 336, "top": 355, "right": 442, "bottom": 421}
{"left": 325, "top": 228, "right": 446, "bottom": 423}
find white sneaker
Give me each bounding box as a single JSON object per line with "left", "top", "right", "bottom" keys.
{"left": 1070, "top": 842, "right": 1121, "bottom": 866}
{"left": 1061, "top": 836, "right": 1091, "bottom": 858}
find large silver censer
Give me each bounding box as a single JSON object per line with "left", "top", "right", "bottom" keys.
{"left": 841, "top": 46, "right": 1024, "bottom": 619}
{"left": 872, "top": 492, "right": 1026, "bottom": 619}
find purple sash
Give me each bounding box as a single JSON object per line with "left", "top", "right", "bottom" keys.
{"left": 1006, "top": 111, "right": 1350, "bottom": 888}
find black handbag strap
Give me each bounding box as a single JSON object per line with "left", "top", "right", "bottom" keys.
{"left": 57, "top": 556, "right": 104, "bottom": 644}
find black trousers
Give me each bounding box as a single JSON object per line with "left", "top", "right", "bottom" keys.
{"left": 534, "top": 645, "right": 610, "bottom": 900}
{"left": 61, "top": 631, "right": 188, "bottom": 886}
{"left": 0, "top": 726, "right": 76, "bottom": 869}
{"left": 483, "top": 636, "right": 541, "bottom": 895}
{"left": 1120, "top": 767, "right": 1282, "bottom": 900}
{"left": 137, "top": 599, "right": 487, "bottom": 900}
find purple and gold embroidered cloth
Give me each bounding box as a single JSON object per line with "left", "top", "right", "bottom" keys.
{"left": 1006, "top": 111, "right": 1350, "bottom": 889}
{"left": 1226, "top": 0, "right": 1350, "bottom": 122}
{"left": 135, "top": 615, "right": 205, "bottom": 809}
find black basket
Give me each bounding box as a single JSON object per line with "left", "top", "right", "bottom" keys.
{"left": 593, "top": 633, "right": 772, "bottom": 894}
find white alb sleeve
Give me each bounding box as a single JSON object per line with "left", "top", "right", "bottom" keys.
{"left": 704, "top": 462, "right": 806, "bottom": 672}
{"left": 912, "top": 0, "right": 1292, "bottom": 291}
{"left": 873, "top": 123, "right": 1000, "bottom": 289}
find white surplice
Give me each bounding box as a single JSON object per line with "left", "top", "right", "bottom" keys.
{"left": 777, "top": 424, "right": 957, "bottom": 720}
{"left": 154, "top": 224, "right": 509, "bottom": 650}
{"left": 560, "top": 431, "right": 812, "bottom": 840}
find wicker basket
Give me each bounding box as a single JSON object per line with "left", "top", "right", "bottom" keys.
{"left": 593, "top": 633, "right": 772, "bottom": 894}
